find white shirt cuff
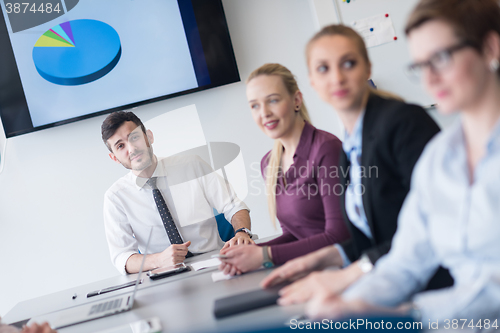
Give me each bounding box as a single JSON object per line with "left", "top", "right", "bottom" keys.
{"left": 223, "top": 205, "right": 250, "bottom": 226}
{"left": 115, "top": 251, "right": 137, "bottom": 275}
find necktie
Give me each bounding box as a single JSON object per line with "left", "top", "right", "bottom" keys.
{"left": 147, "top": 177, "right": 190, "bottom": 249}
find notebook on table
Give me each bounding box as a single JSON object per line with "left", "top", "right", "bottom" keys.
{"left": 213, "top": 284, "right": 288, "bottom": 319}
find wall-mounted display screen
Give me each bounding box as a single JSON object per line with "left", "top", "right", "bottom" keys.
{"left": 0, "top": 0, "right": 240, "bottom": 138}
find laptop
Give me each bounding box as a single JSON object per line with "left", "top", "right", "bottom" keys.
{"left": 28, "top": 227, "right": 153, "bottom": 330}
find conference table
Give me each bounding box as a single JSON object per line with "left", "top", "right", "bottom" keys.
{"left": 3, "top": 240, "right": 305, "bottom": 333}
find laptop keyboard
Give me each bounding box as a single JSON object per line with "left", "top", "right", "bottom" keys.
{"left": 88, "top": 298, "right": 123, "bottom": 316}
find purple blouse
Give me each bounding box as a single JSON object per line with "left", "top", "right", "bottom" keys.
{"left": 259, "top": 121, "right": 350, "bottom": 265}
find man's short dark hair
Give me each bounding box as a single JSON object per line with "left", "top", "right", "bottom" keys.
{"left": 101, "top": 111, "right": 147, "bottom": 152}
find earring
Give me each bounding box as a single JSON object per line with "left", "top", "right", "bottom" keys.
{"left": 490, "top": 59, "right": 499, "bottom": 72}
{"left": 295, "top": 106, "right": 300, "bottom": 112}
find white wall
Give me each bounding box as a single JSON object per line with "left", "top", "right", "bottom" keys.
{"left": 0, "top": 0, "right": 344, "bottom": 317}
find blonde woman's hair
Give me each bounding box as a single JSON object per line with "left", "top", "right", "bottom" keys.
{"left": 306, "top": 24, "right": 404, "bottom": 101}
{"left": 246, "top": 63, "right": 311, "bottom": 228}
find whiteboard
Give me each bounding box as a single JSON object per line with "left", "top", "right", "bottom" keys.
{"left": 334, "top": 0, "right": 435, "bottom": 107}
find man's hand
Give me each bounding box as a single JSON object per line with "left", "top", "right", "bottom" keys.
{"left": 218, "top": 244, "right": 262, "bottom": 275}
{"left": 221, "top": 231, "right": 254, "bottom": 251}
{"left": 260, "top": 245, "right": 341, "bottom": 289}
{"left": 125, "top": 240, "right": 192, "bottom": 273}
{"left": 222, "top": 209, "right": 253, "bottom": 251}
{"left": 21, "top": 322, "right": 57, "bottom": 333}
{"left": 155, "top": 241, "right": 191, "bottom": 267}
{"left": 277, "top": 262, "right": 364, "bottom": 306}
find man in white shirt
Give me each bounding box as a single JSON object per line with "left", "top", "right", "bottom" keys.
{"left": 101, "top": 111, "right": 253, "bottom": 274}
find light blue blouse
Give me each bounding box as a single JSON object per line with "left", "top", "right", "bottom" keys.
{"left": 335, "top": 111, "right": 373, "bottom": 267}
{"left": 342, "top": 110, "right": 372, "bottom": 241}
{"left": 343, "top": 118, "right": 500, "bottom": 323}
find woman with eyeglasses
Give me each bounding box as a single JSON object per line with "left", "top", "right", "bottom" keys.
{"left": 303, "top": 0, "right": 500, "bottom": 323}
{"left": 260, "top": 24, "right": 452, "bottom": 302}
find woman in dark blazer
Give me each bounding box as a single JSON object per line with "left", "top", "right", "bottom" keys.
{"left": 261, "top": 25, "right": 452, "bottom": 304}
{"left": 337, "top": 93, "right": 438, "bottom": 264}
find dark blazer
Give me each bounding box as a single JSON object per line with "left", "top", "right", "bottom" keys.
{"left": 338, "top": 93, "right": 452, "bottom": 289}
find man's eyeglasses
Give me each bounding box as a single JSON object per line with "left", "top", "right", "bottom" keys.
{"left": 406, "top": 42, "right": 473, "bottom": 81}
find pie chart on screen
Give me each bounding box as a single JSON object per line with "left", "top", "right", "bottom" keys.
{"left": 32, "top": 19, "right": 121, "bottom": 86}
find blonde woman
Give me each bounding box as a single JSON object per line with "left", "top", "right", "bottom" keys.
{"left": 219, "top": 64, "right": 350, "bottom": 275}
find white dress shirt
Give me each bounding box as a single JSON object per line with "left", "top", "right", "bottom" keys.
{"left": 343, "top": 118, "right": 500, "bottom": 323}
{"left": 104, "top": 154, "right": 249, "bottom": 274}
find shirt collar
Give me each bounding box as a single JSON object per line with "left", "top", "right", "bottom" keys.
{"left": 450, "top": 115, "right": 500, "bottom": 155}
{"left": 294, "top": 121, "right": 315, "bottom": 160}
{"left": 445, "top": 119, "right": 465, "bottom": 156}
{"left": 343, "top": 110, "right": 365, "bottom": 154}
{"left": 133, "top": 156, "right": 166, "bottom": 190}
{"left": 487, "top": 116, "right": 500, "bottom": 153}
